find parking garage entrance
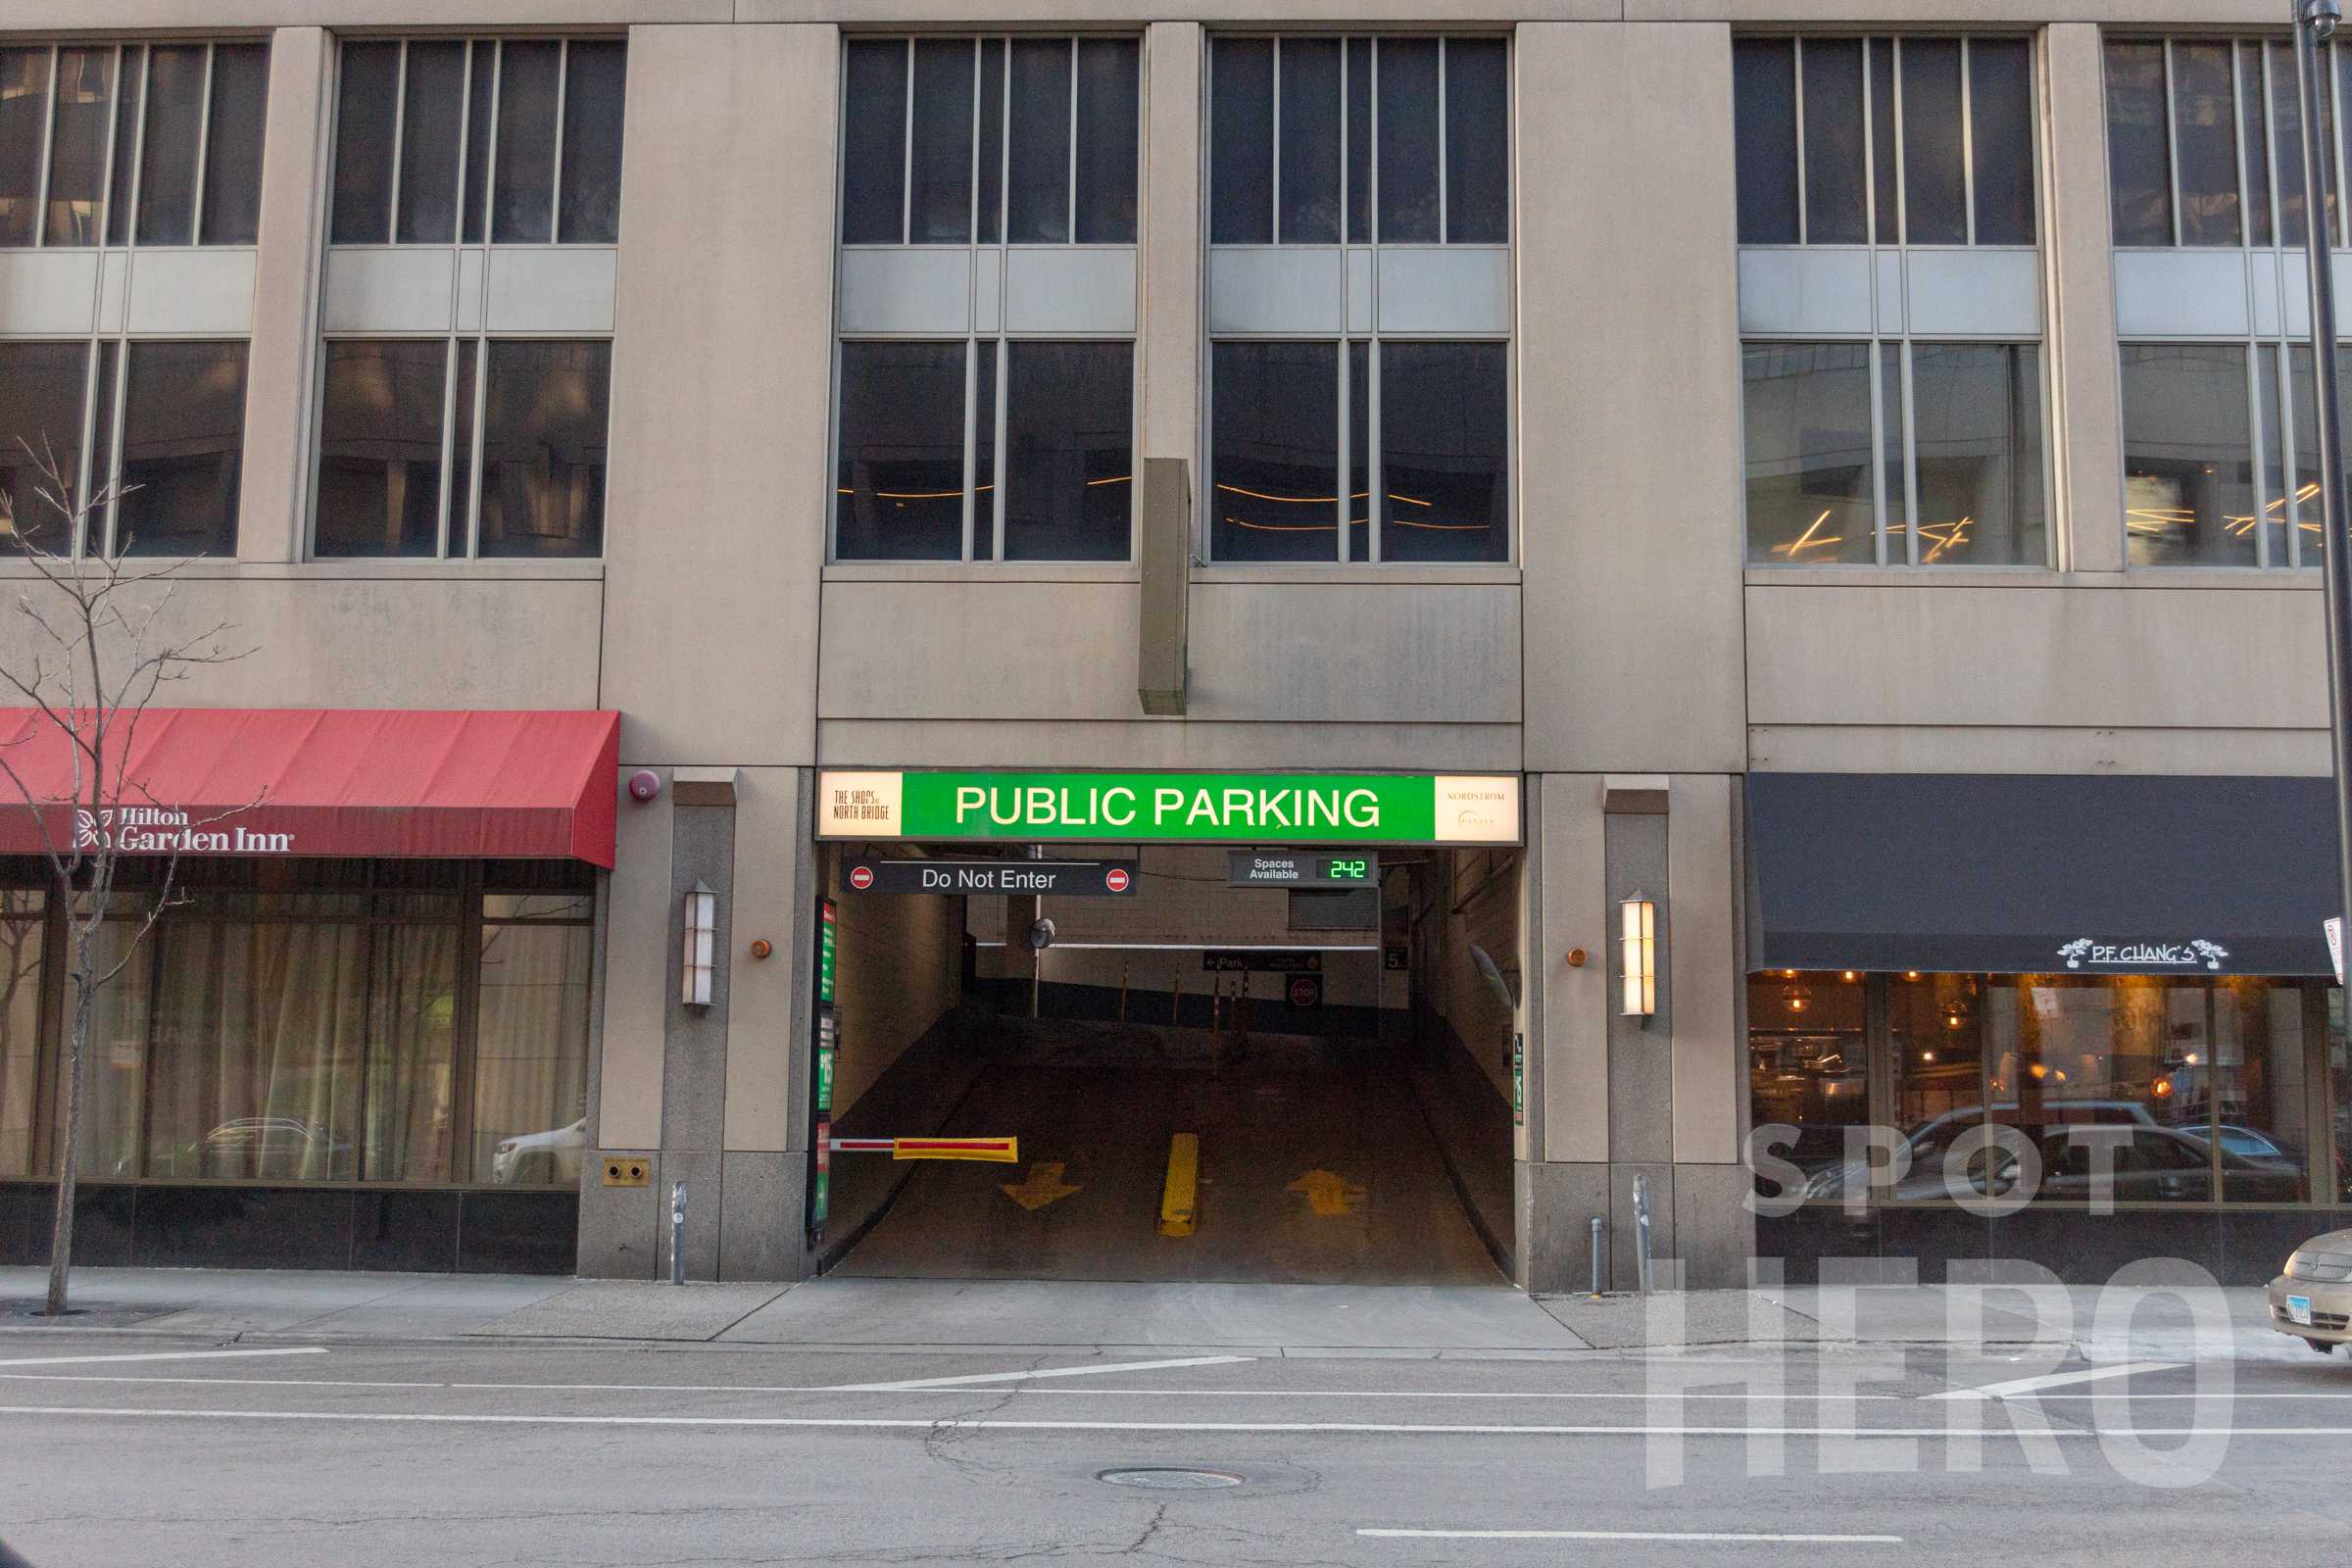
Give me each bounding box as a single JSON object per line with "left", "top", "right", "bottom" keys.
{"left": 807, "top": 770, "right": 1525, "bottom": 1287}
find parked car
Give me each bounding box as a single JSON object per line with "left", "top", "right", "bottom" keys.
{"left": 492, "top": 1116, "right": 588, "bottom": 1185}
{"left": 1803, "top": 1101, "right": 2162, "bottom": 1201}
{"left": 2268, "top": 1228, "right": 2352, "bottom": 1354}
{"left": 146, "top": 1117, "right": 354, "bottom": 1180}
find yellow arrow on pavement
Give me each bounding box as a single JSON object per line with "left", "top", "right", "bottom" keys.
{"left": 1286, "top": 1168, "right": 1366, "bottom": 1216}
{"left": 1002, "top": 1161, "right": 1083, "bottom": 1210}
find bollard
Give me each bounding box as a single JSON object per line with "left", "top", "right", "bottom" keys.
{"left": 1632, "top": 1171, "right": 1654, "bottom": 1295}
{"left": 1590, "top": 1215, "right": 1605, "bottom": 1295}
{"left": 669, "top": 1179, "right": 687, "bottom": 1286}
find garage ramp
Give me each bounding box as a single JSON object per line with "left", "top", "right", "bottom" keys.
{"left": 832, "top": 1019, "right": 1504, "bottom": 1287}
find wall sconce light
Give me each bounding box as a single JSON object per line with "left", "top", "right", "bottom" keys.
{"left": 682, "top": 881, "right": 717, "bottom": 1007}
{"left": 1620, "top": 894, "right": 1657, "bottom": 1020}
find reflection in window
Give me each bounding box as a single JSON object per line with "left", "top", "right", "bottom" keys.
{"left": 0, "top": 341, "right": 97, "bottom": 552}
{"left": 1746, "top": 341, "right": 2045, "bottom": 566}
{"left": 0, "top": 41, "right": 267, "bottom": 250}
{"left": 117, "top": 340, "right": 247, "bottom": 559}
{"left": 834, "top": 338, "right": 1135, "bottom": 563}
{"left": 0, "top": 893, "right": 44, "bottom": 1178}
{"left": 1211, "top": 341, "right": 1341, "bottom": 563}
{"left": 834, "top": 340, "right": 966, "bottom": 561}
{"left": 331, "top": 37, "right": 626, "bottom": 247}
{"left": 1210, "top": 34, "right": 1507, "bottom": 246}
{"left": 1736, "top": 36, "right": 2035, "bottom": 246}
{"left": 1003, "top": 342, "right": 1133, "bottom": 561}
{"left": 317, "top": 340, "right": 449, "bottom": 559}
{"left": 1758, "top": 971, "right": 2319, "bottom": 1207}
{"left": 1741, "top": 342, "right": 1876, "bottom": 564}
{"left": 1379, "top": 341, "right": 1508, "bottom": 563}
{"left": 50, "top": 862, "right": 593, "bottom": 1186}
{"left": 477, "top": 340, "right": 610, "bottom": 559}
{"left": 1210, "top": 338, "right": 1507, "bottom": 564}
{"left": 840, "top": 35, "right": 1137, "bottom": 247}
{"left": 1746, "top": 971, "right": 1869, "bottom": 1178}
{"left": 2120, "top": 343, "right": 2258, "bottom": 566}
{"left": 2105, "top": 36, "right": 2352, "bottom": 248}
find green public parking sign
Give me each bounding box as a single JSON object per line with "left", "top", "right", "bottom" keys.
{"left": 815, "top": 770, "right": 1521, "bottom": 846}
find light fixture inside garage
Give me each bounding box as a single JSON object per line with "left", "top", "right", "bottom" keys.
{"left": 1620, "top": 894, "right": 1657, "bottom": 1020}
{"left": 682, "top": 881, "right": 718, "bottom": 1007}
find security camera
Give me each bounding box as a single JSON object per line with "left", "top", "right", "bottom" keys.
{"left": 1026, "top": 917, "right": 1056, "bottom": 954}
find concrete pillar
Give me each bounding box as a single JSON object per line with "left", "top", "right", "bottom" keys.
{"left": 581, "top": 765, "right": 672, "bottom": 1279}
{"left": 718, "top": 765, "right": 814, "bottom": 1282}
{"left": 2043, "top": 23, "right": 2127, "bottom": 574}
{"left": 236, "top": 27, "right": 329, "bottom": 564}
{"left": 1137, "top": 23, "right": 1202, "bottom": 472}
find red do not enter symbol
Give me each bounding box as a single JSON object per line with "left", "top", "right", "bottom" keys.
{"left": 1105, "top": 867, "right": 1131, "bottom": 893}
{"left": 849, "top": 865, "right": 874, "bottom": 891}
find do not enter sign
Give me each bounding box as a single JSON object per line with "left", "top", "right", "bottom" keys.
{"left": 1288, "top": 975, "right": 1323, "bottom": 1008}
{"left": 1105, "top": 866, "right": 1131, "bottom": 893}
{"left": 849, "top": 865, "right": 875, "bottom": 891}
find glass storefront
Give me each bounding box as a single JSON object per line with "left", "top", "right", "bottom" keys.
{"left": 1752, "top": 969, "right": 2336, "bottom": 1207}
{"left": 0, "top": 857, "right": 592, "bottom": 1189}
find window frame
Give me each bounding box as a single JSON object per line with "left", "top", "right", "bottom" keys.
{"left": 828, "top": 331, "right": 1140, "bottom": 564}
{"left": 1739, "top": 335, "right": 2054, "bottom": 568}
{"left": 312, "top": 34, "right": 625, "bottom": 562}
{"left": 834, "top": 33, "right": 1140, "bottom": 251}
{"left": 1200, "top": 30, "right": 1517, "bottom": 568}
{"left": 26, "top": 858, "right": 597, "bottom": 1191}
{"left": 1202, "top": 332, "right": 1513, "bottom": 565}
{"left": 310, "top": 330, "right": 612, "bottom": 562}
{"left": 2117, "top": 336, "right": 2335, "bottom": 571}
{"left": 1735, "top": 33, "right": 2042, "bottom": 252}
{"left": 0, "top": 37, "right": 270, "bottom": 252}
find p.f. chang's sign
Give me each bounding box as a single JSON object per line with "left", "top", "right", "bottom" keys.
{"left": 2057, "top": 938, "right": 2230, "bottom": 972}
{"left": 74, "top": 807, "right": 292, "bottom": 856}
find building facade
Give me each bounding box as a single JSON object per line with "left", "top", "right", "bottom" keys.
{"left": 0, "top": 0, "right": 2347, "bottom": 1290}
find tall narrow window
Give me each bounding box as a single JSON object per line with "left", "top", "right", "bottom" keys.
{"left": 1205, "top": 35, "right": 1513, "bottom": 564}
{"left": 319, "top": 37, "right": 625, "bottom": 560}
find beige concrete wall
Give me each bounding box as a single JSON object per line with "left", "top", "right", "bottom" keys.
{"left": 599, "top": 767, "right": 673, "bottom": 1150}
{"left": 1536, "top": 775, "right": 1607, "bottom": 1164}
{"left": 0, "top": 572, "right": 604, "bottom": 709}
{"left": 1138, "top": 22, "right": 1201, "bottom": 468}
{"left": 817, "top": 720, "right": 1523, "bottom": 772}
{"left": 600, "top": 24, "right": 834, "bottom": 768}
{"left": 1666, "top": 773, "right": 1738, "bottom": 1165}
{"left": 1517, "top": 22, "right": 1747, "bottom": 776}
{"left": 2043, "top": 22, "right": 2126, "bottom": 576}
{"left": 237, "top": 27, "right": 329, "bottom": 566}
{"left": 1747, "top": 582, "right": 2328, "bottom": 734}
{"left": 722, "top": 766, "right": 804, "bottom": 1151}
{"left": 818, "top": 579, "right": 1520, "bottom": 730}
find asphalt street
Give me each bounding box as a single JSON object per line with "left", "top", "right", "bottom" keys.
{"left": 3, "top": 1334, "right": 2352, "bottom": 1566}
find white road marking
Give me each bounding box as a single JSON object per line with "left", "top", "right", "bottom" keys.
{"left": 1927, "top": 1362, "right": 2183, "bottom": 1400}
{"left": 0, "top": 1405, "right": 2154, "bottom": 1435}
{"left": 0, "top": 1347, "right": 327, "bottom": 1370}
{"left": 0, "top": 1374, "right": 1915, "bottom": 1398}
{"left": 822, "top": 1354, "right": 1254, "bottom": 1391}
{"left": 1359, "top": 1530, "right": 1903, "bottom": 1544}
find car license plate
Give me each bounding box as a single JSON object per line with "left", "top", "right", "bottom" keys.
{"left": 2288, "top": 1295, "right": 2315, "bottom": 1326}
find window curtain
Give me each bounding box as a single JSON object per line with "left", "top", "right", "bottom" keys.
{"left": 473, "top": 922, "right": 591, "bottom": 1183}
{"left": 0, "top": 894, "right": 41, "bottom": 1176}
{"left": 365, "top": 921, "right": 460, "bottom": 1181}
{"left": 142, "top": 915, "right": 368, "bottom": 1180}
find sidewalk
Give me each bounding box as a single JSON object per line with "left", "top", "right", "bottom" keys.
{"left": 0, "top": 1265, "right": 2306, "bottom": 1361}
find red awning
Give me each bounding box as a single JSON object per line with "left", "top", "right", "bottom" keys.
{"left": 0, "top": 709, "right": 621, "bottom": 868}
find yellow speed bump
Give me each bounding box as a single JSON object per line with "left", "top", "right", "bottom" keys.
{"left": 1159, "top": 1133, "right": 1200, "bottom": 1237}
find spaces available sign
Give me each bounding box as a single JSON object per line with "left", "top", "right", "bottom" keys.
{"left": 816, "top": 771, "right": 1520, "bottom": 846}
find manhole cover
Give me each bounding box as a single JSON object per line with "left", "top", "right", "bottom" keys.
{"left": 1097, "top": 1468, "right": 1244, "bottom": 1491}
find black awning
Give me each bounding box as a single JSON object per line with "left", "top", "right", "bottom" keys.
{"left": 1744, "top": 773, "right": 2341, "bottom": 977}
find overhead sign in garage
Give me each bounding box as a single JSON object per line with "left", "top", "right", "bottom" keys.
{"left": 844, "top": 858, "right": 1139, "bottom": 896}
{"left": 815, "top": 772, "right": 1520, "bottom": 846}
{"left": 1202, "top": 951, "right": 1325, "bottom": 973}
{"left": 1227, "top": 850, "right": 1380, "bottom": 889}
